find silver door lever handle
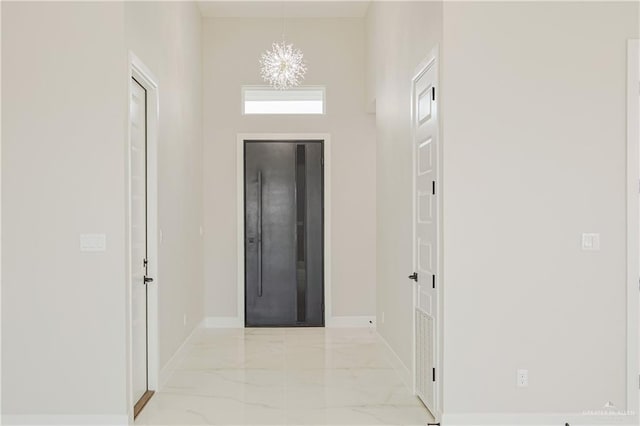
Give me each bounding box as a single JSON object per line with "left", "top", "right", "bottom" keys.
{"left": 257, "top": 171, "right": 263, "bottom": 297}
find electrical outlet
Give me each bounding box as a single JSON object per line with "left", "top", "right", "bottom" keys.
{"left": 517, "top": 369, "right": 528, "bottom": 387}
{"left": 381, "top": 312, "right": 385, "bottom": 324}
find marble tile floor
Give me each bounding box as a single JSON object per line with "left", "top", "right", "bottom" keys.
{"left": 135, "top": 327, "right": 433, "bottom": 426}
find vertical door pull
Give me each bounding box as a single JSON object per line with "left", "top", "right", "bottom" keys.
{"left": 257, "top": 171, "right": 263, "bottom": 297}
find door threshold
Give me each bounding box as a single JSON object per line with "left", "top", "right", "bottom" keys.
{"left": 133, "top": 390, "right": 155, "bottom": 419}
{"left": 244, "top": 324, "right": 325, "bottom": 328}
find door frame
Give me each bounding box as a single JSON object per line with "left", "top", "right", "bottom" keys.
{"left": 236, "top": 133, "right": 332, "bottom": 327}
{"left": 626, "top": 39, "right": 640, "bottom": 419}
{"left": 126, "top": 52, "right": 160, "bottom": 422}
{"left": 411, "top": 46, "right": 443, "bottom": 420}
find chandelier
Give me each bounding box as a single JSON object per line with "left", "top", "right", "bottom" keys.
{"left": 260, "top": 41, "right": 307, "bottom": 90}
{"left": 259, "top": 4, "right": 307, "bottom": 90}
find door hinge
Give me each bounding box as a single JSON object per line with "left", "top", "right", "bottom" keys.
{"left": 432, "top": 181, "right": 436, "bottom": 195}
{"left": 321, "top": 155, "right": 324, "bottom": 166}
{"left": 143, "top": 258, "right": 148, "bottom": 267}
{"left": 432, "top": 86, "right": 436, "bottom": 101}
{"left": 432, "top": 274, "right": 436, "bottom": 289}
{"left": 432, "top": 368, "right": 436, "bottom": 382}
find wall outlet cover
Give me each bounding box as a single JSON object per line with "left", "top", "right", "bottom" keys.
{"left": 517, "top": 369, "right": 529, "bottom": 387}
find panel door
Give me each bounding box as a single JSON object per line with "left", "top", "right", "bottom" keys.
{"left": 413, "top": 59, "right": 439, "bottom": 414}
{"left": 130, "top": 77, "right": 148, "bottom": 404}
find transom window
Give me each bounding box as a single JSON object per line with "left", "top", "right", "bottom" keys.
{"left": 242, "top": 86, "right": 325, "bottom": 115}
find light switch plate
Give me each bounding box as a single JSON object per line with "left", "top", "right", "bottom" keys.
{"left": 80, "top": 234, "right": 106, "bottom": 252}
{"left": 582, "top": 233, "right": 600, "bottom": 251}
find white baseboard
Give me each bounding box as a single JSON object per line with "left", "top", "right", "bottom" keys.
{"left": 204, "top": 316, "right": 244, "bottom": 328}
{"left": 1, "top": 415, "right": 128, "bottom": 425}
{"left": 442, "top": 412, "right": 638, "bottom": 425}
{"left": 325, "top": 316, "right": 376, "bottom": 328}
{"left": 158, "top": 319, "right": 203, "bottom": 389}
{"left": 377, "top": 331, "right": 412, "bottom": 391}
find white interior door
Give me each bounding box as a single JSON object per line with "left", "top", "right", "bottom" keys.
{"left": 412, "top": 55, "right": 439, "bottom": 416}
{"left": 130, "top": 77, "right": 149, "bottom": 405}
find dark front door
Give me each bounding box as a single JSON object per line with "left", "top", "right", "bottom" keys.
{"left": 244, "top": 141, "right": 324, "bottom": 327}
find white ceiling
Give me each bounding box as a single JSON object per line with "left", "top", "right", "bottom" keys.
{"left": 197, "top": 1, "right": 371, "bottom": 18}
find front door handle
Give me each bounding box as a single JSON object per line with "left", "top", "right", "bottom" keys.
{"left": 257, "top": 171, "right": 263, "bottom": 297}
{"left": 144, "top": 276, "right": 154, "bottom": 284}
{"left": 408, "top": 272, "right": 418, "bottom": 282}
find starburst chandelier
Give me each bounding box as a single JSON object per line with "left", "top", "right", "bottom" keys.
{"left": 259, "top": 3, "right": 307, "bottom": 90}
{"left": 260, "top": 41, "right": 307, "bottom": 90}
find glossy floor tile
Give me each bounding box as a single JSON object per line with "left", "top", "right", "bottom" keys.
{"left": 135, "top": 328, "right": 432, "bottom": 425}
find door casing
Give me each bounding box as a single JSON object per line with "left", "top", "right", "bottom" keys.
{"left": 126, "top": 52, "right": 159, "bottom": 423}
{"left": 236, "top": 134, "right": 332, "bottom": 328}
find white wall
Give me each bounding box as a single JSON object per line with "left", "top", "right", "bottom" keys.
{"left": 124, "top": 0, "right": 204, "bottom": 371}
{"left": 368, "top": 0, "right": 639, "bottom": 421}
{"left": 441, "top": 1, "right": 639, "bottom": 418}
{"left": 202, "top": 18, "right": 376, "bottom": 321}
{"left": 365, "top": 0, "right": 442, "bottom": 369}
{"left": 2, "top": 1, "right": 205, "bottom": 421}
{"left": 2, "top": 1, "right": 128, "bottom": 420}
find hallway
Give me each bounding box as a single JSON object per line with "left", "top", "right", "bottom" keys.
{"left": 2, "top": 1, "right": 639, "bottom": 424}
{"left": 135, "top": 328, "right": 430, "bottom": 425}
